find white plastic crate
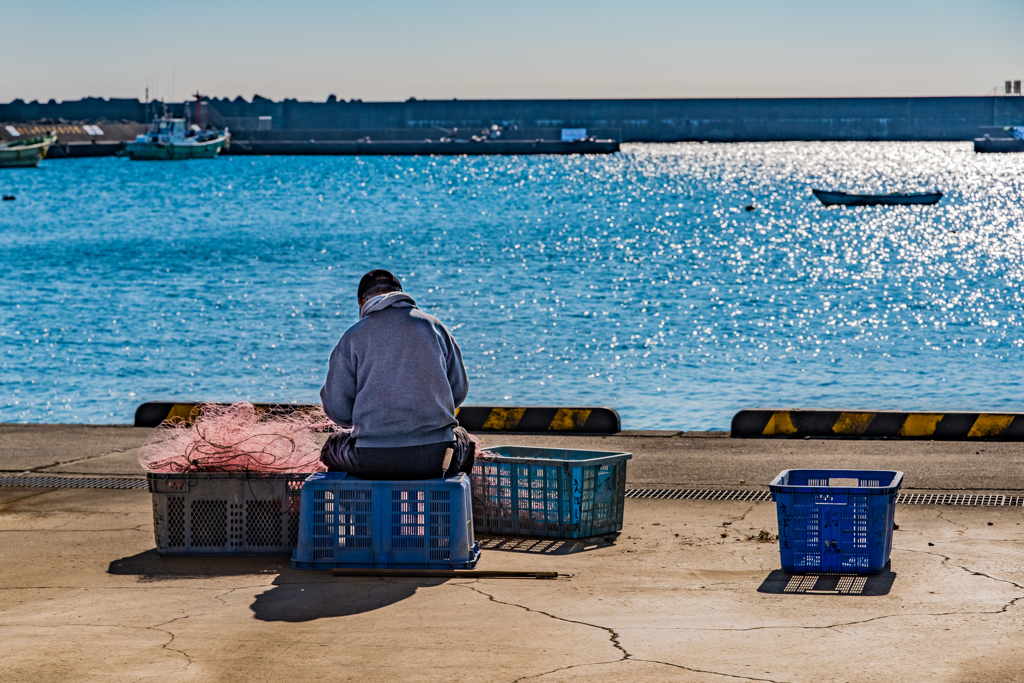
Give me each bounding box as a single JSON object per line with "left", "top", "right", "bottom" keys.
{"left": 149, "top": 472, "right": 307, "bottom": 555}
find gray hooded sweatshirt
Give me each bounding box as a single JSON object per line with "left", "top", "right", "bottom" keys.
{"left": 320, "top": 292, "right": 469, "bottom": 448}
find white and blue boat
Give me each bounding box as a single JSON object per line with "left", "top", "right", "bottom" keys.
{"left": 126, "top": 116, "right": 228, "bottom": 161}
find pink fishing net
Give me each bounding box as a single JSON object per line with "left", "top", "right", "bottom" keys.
{"left": 138, "top": 402, "right": 335, "bottom": 474}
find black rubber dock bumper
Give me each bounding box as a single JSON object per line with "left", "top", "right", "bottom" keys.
{"left": 223, "top": 139, "right": 620, "bottom": 156}
{"left": 134, "top": 402, "right": 620, "bottom": 434}
{"left": 732, "top": 409, "right": 1024, "bottom": 440}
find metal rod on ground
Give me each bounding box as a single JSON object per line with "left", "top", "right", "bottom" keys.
{"left": 331, "top": 569, "right": 569, "bottom": 579}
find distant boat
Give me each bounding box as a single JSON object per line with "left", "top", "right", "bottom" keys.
{"left": 125, "top": 116, "right": 228, "bottom": 161}
{"left": 974, "top": 126, "right": 1024, "bottom": 154}
{"left": 812, "top": 189, "right": 942, "bottom": 207}
{"left": 0, "top": 133, "right": 57, "bottom": 168}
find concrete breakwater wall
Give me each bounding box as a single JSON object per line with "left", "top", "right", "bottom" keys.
{"left": 3, "top": 95, "right": 1024, "bottom": 142}
{"left": 225, "top": 139, "right": 620, "bottom": 156}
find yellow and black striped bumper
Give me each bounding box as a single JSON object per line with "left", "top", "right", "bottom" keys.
{"left": 134, "top": 402, "right": 620, "bottom": 434}
{"left": 453, "top": 406, "right": 619, "bottom": 433}
{"left": 732, "top": 409, "right": 1024, "bottom": 440}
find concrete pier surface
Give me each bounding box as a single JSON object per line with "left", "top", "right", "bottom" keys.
{"left": 2, "top": 425, "right": 1023, "bottom": 682}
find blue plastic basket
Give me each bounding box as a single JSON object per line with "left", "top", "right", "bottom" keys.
{"left": 471, "top": 446, "right": 631, "bottom": 539}
{"left": 291, "top": 473, "right": 479, "bottom": 570}
{"left": 769, "top": 469, "right": 903, "bottom": 574}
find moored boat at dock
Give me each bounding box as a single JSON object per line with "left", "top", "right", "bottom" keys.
{"left": 125, "top": 117, "right": 228, "bottom": 161}
{"left": 974, "top": 126, "right": 1024, "bottom": 154}
{"left": 0, "top": 133, "right": 57, "bottom": 168}
{"left": 812, "top": 189, "right": 942, "bottom": 207}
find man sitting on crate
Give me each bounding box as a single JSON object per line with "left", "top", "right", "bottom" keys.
{"left": 319, "top": 269, "right": 475, "bottom": 480}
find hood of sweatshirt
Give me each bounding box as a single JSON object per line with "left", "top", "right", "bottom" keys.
{"left": 359, "top": 291, "right": 416, "bottom": 319}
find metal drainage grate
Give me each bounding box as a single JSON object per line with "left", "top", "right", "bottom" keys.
{"left": 897, "top": 493, "right": 1018, "bottom": 506}
{"left": 626, "top": 489, "right": 772, "bottom": 502}
{"left": 0, "top": 476, "right": 148, "bottom": 490}
{"left": 625, "top": 489, "right": 1024, "bottom": 507}
{"left": 1, "top": 477, "right": 1022, "bottom": 507}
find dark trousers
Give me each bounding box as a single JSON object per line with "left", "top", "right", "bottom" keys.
{"left": 321, "top": 426, "right": 476, "bottom": 480}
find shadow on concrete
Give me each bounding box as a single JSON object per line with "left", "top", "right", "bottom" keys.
{"left": 250, "top": 572, "right": 431, "bottom": 622}
{"left": 757, "top": 568, "right": 896, "bottom": 596}
{"left": 108, "top": 549, "right": 290, "bottom": 580}
{"left": 478, "top": 533, "right": 618, "bottom": 555}
{"left": 109, "top": 551, "right": 432, "bottom": 621}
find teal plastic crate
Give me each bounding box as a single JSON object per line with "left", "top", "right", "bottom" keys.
{"left": 471, "top": 446, "right": 631, "bottom": 539}
{"left": 291, "top": 473, "right": 479, "bottom": 570}
{"left": 769, "top": 469, "right": 903, "bottom": 574}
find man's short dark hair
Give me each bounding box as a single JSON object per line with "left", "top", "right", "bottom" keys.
{"left": 357, "top": 269, "right": 402, "bottom": 300}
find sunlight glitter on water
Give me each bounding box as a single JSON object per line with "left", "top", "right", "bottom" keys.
{"left": 1, "top": 142, "right": 1022, "bottom": 428}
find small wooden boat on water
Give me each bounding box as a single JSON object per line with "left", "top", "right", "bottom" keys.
{"left": 0, "top": 133, "right": 57, "bottom": 168}
{"left": 812, "top": 189, "right": 942, "bottom": 207}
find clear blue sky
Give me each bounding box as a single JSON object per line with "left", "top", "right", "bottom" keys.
{"left": 4, "top": 0, "right": 1023, "bottom": 103}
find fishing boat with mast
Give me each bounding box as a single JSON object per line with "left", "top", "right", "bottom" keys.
{"left": 125, "top": 93, "right": 229, "bottom": 161}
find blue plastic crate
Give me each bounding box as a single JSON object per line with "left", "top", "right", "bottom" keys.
{"left": 291, "top": 473, "right": 479, "bottom": 570}
{"left": 471, "top": 446, "right": 631, "bottom": 539}
{"left": 769, "top": 469, "right": 903, "bottom": 574}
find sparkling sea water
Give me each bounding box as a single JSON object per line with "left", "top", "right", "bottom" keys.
{"left": 1, "top": 143, "right": 1022, "bottom": 428}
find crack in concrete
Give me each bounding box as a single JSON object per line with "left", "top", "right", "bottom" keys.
{"left": 510, "top": 653, "right": 790, "bottom": 682}
{"left": 895, "top": 546, "right": 1024, "bottom": 614}
{"left": 898, "top": 545, "right": 1024, "bottom": 587}
{"left": 143, "top": 615, "right": 194, "bottom": 674}
{"left": 900, "top": 536, "right": 1022, "bottom": 545}
{"left": 645, "top": 607, "right": 1024, "bottom": 636}
{"left": 510, "top": 657, "right": 623, "bottom": 682}
{"left": 631, "top": 658, "right": 790, "bottom": 683}
{"left": 934, "top": 509, "right": 968, "bottom": 533}
{"left": 459, "top": 583, "right": 790, "bottom": 683}
{"left": 944, "top": 562, "right": 1024, "bottom": 612}
{"left": 0, "top": 622, "right": 135, "bottom": 630}
{"left": 125, "top": 576, "right": 270, "bottom": 671}
{"left": 26, "top": 449, "right": 134, "bottom": 473}
{"left": 213, "top": 588, "right": 238, "bottom": 608}
{"left": 551, "top": 545, "right": 1023, "bottom": 639}
{"left": 211, "top": 585, "right": 274, "bottom": 607}
{"left": 700, "top": 613, "right": 902, "bottom": 632}
{"left": 455, "top": 583, "right": 629, "bottom": 661}
{"left": 735, "top": 504, "right": 757, "bottom": 523}
{"left": 0, "top": 489, "right": 53, "bottom": 512}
